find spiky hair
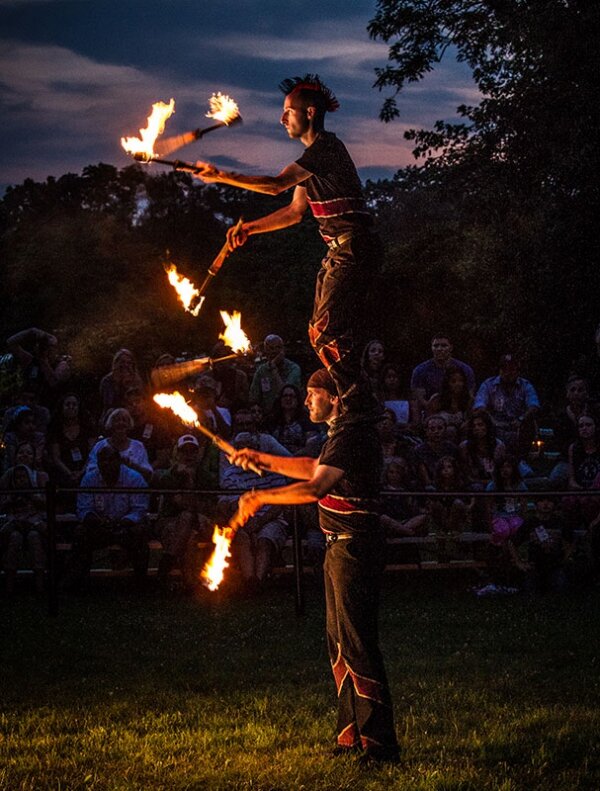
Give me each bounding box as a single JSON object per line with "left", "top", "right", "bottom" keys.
{"left": 278, "top": 74, "right": 340, "bottom": 112}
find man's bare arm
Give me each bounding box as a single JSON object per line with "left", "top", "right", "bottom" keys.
{"left": 232, "top": 463, "right": 344, "bottom": 526}
{"left": 194, "top": 161, "right": 311, "bottom": 196}
{"left": 229, "top": 446, "right": 318, "bottom": 480}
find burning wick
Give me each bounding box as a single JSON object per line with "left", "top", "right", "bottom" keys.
{"left": 219, "top": 310, "right": 252, "bottom": 354}
{"left": 201, "top": 526, "right": 234, "bottom": 591}
{"left": 165, "top": 264, "right": 205, "bottom": 316}
{"left": 121, "top": 98, "right": 175, "bottom": 160}
{"left": 206, "top": 93, "right": 241, "bottom": 125}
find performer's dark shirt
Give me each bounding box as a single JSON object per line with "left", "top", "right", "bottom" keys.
{"left": 296, "top": 131, "right": 373, "bottom": 241}
{"left": 317, "top": 421, "right": 382, "bottom": 535}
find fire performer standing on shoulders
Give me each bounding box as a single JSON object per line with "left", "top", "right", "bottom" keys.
{"left": 228, "top": 369, "right": 399, "bottom": 763}
{"left": 194, "top": 74, "right": 381, "bottom": 420}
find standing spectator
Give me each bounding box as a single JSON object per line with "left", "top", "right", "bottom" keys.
{"left": 413, "top": 415, "right": 458, "bottom": 490}
{"left": 1, "top": 406, "right": 46, "bottom": 473}
{"left": 249, "top": 334, "right": 302, "bottom": 416}
{"left": 86, "top": 408, "right": 153, "bottom": 483}
{"left": 473, "top": 354, "right": 540, "bottom": 459}
{"left": 266, "top": 384, "right": 318, "bottom": 455}
{"left": 0, "top": 463, "right": 48, "bottom": 594}
{"left": 99, "top": 349, "right": 144, "bottom": 424}
{"left": 64, "top": 445, "right": 149, "bottom": 590}
{"left": 6, "top": 327, "right": 71, "bottom": 408}
{"left": 153, "top": 434, "right": 218, "bottom": 590}
{"left": 411, "top": 334, "right": 475, "bottom": 415}
{"left": 426, "top": 366, "right": 473, "bottom": 442}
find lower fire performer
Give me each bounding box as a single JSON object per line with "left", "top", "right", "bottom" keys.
{"left": 229, "top": 369, "right": 399, "bottom": 763}
{"left": 194, "top": 74, "right": 381, "bottom": 418}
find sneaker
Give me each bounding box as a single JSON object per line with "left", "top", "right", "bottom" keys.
{"left": 359, "top": 745, "right": 401, "bottom": 765}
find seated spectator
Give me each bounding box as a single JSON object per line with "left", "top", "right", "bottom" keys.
{"left": 250, "top": 402, "right": 266, "bottom": 433}
{"left": 86, "top": 408, "right": 153, "bottom": 483}
{"left": 380, "top": 363, "right": 415, "bottom": 428}
{"left": 570, "top": 322, "right": 600, "bottom": 408}
{"left": 2, "top": 387, "right": 50, "bottom": 434}
{"left": 211, "top": 341, "right": 249, "bottom": 412}
{"left": 1, "top": 406, "right": 46, "bottom": 473}
{"left": 377, "top": 408, "right": 405, "bottom": 462}
{"left": 550, "top": 376, "right": 596, "bottom": 488}
{"left": 6, "top": 327, "right": 71, "bottom": 408}
{"left": 380, "top": 457, "right": 426, "bottom": 538}
{"left": 428, "top": 456, "right": 473, "bottom": 535}
{"left": 152, "top": 433, "right": 219, "bottom": 590}
{"left": 561, "top": 415, "right": 600, "bottom": 544}
{"left": 412, "top": 414, "right": 458, "bottom": 490}
{"left": 485, "top": 456, "right": 528, "bottom": 544}
{"left": 218, "top": 420, "right": 291, "bottom": 592}
{"left": 249, "top": 334, "right": 302, "bottom": 416}
{"left": 459, "top": 411, "right": 507, "bottom": 489}
{"left": 567, "top": 414, "right": 600, "bottom": 492}
{"left": 124, "top": 386, "right": 174, "bottom": 470}
{"left": 47, "top": 393, "right": 96, "bottom": 493}
{"left": 0, "top": 463, "right": 48, "bottom": 594}
{"left": 508, "top": 495, "right": 575, "bottom": 593}
{"left": 191, "top": 373, "right": 231, "bottom": 441}
{"left": 426, "top": 365, "right": 473, "bottom": 442}
{"left": 64, "top": 445, "right": 149, "bottom": 590}
{"left": 99, "top": 348, "right": 144, "bottom": 424}
{"left": 483, "top": 456, "right": 529, "bottom": 589}
{"left": 360, "top": 339, "right": 386, "bottom": 402}
{"left": 473, "top": 354, "right": 540, "bottom": 460}
{"left": 266, "top": 384, "right": 318, "bottom": 455}
{"left": 411, "top": 333, "right": 475, "bottom": 418}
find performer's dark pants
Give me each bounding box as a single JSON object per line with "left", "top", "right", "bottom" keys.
{"left": 323, "top": 533, "right": 398, "bottom": 751}
{"left": 309, "top": 233, "right": 382, "bottom": 415}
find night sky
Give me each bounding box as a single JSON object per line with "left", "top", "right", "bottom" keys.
{"left": 0, "top": 0, "right": 477, "bottom": 193}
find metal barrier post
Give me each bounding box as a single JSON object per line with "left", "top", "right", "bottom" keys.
{"left": 45, "top": 480, "right": 59, "bottom": 617}
{"left": 292, "top": 508, "right": 304, "bottom": 618}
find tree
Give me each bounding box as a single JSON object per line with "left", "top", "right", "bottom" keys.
{"left": 367, "top": 1, "right": 600, "bottom": 397}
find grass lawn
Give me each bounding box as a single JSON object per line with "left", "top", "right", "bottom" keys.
{"left": 1, "top": 578, "right": 599, "bottom": 790}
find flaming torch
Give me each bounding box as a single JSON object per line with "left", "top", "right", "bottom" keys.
{"left": 121, "top": 99, "right": 175, "bottom": 161}
{"left": 153, "top": 391, "right": 263, "bottom": 590}
{"left": 154, "top": 92, "right": 242, "bottom": 158}
{"left": 153, "top": 391, "right": 261, "bottom": 475}
{"left": 149, "top": 307, "right": 253, "bottom": 389}
{"left": 165, "top": 263, "right": 205, "bottom": 317}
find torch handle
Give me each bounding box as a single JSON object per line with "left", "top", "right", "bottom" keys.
{"left": 193, "top": 421, "right": 263, "bottom": 476}
{"left": 208, "top": 217, "right": 244, "bottom": 276}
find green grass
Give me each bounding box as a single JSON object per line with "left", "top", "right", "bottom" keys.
{"left": 1, "top": 580, "right": 600, "bottom": 790}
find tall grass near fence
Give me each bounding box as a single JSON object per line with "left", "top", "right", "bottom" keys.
{"left": 1, "top": 582, "right": 599, "bottom": 790}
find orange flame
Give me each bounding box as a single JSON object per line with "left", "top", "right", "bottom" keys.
{"left": 153, "top": 391, "right": 199, "bottom": 426}
{"left": 219, "top": 310, "right": 251, "bottom": 354}
{"left": 206, "top": 93, "right": 240, "bottom": 125}
{"left": 121, "top": 98, "right": 175, "bottom": 159}
{"left": 201, "top": 525, "right": 233, "bottom": 590}
{"left": 165, "top": 264, "right": 204, "bottom": 316}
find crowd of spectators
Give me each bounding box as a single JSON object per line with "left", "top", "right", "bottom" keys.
{"left": 2, "top": 325, "right": 600, "bottom": 598}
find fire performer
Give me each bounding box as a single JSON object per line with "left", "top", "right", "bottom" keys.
{"left": 228, "top": 369, "right": 399, "bottom": 763}
{"left": 194, "top": 74, "right": 381, "bottom": 420}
